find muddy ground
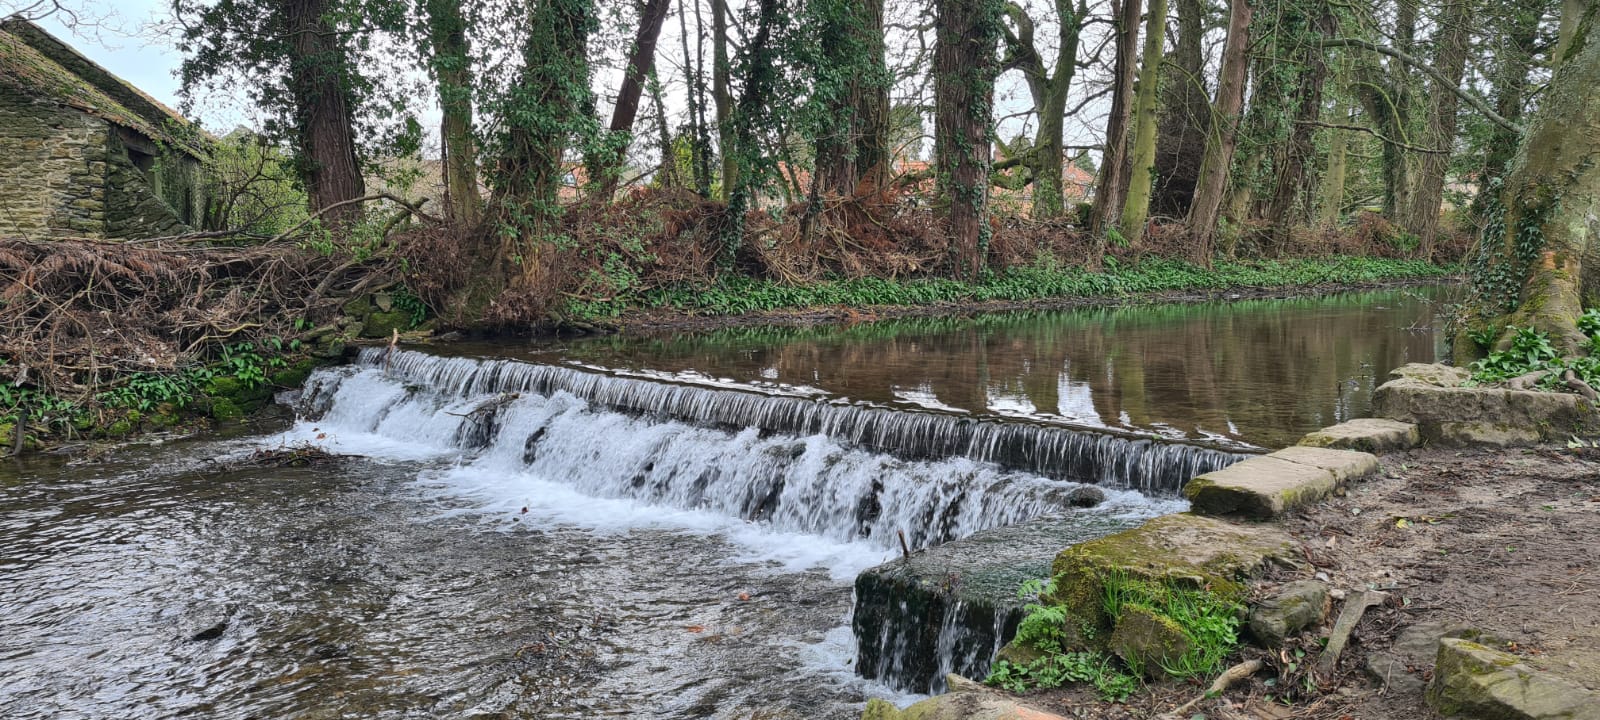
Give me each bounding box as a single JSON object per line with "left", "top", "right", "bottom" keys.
{"left": 1010, "top": 445, "right": 1600, "bottom": 720}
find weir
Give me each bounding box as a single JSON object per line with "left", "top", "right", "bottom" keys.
{"left": 296, "top": 348, "right": 1235, "bottom": 695}
{"left": 344, "top": 348, "right": 1252, "bottom": 494}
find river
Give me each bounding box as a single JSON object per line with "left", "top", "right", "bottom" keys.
{"left": 0, "top": 286, "right": 1448, "bottom": 719}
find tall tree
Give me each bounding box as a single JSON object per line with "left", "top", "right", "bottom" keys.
{"left": 174, "top": 0, "right": 371, "bottom": 228}
{"left": 934, "top": 0, "right": 1003, "bottom": 275}
{"left": 814, "top": 0, "right": 893, "bottom": 197}
{"left": 424, "top": 0, "right": 481, "bottom": 225}
{"left": 1091, "top": 0, "right": 1142, "bottom": 237}
{"left": 494, "top": 0, "right": 596, "bottom": 287}
{"left": 1186, "top": 0, "right": 1251, "bottom": 255}
{"left": 1263, "top": 2, "right": 1333, "bottom": 243}
{"left": 712, "top": 0, "right": 737, "bottom": 198}
{"left": 1151, "top": 0, "right": 1210, "bottom": 217}
{"left": 590, "top": 0, "right": 675, "bottom": 197}
{"left": 1401, "top": 0, "right": 1471, "bottom": 252}
{"left": 1463, "top": 0, "right": 1598, "bottom": 354}
{"left": 1118, "top": 0, "right": 1170, "bottom": 246}
{"left": 1000, "top": 0, "right": 1087, "bottom": 219}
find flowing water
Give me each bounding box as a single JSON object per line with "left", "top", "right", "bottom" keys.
{"left": 0, "top": 286, "right": 1449, "bottom": 719}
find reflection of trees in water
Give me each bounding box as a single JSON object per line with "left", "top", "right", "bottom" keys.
{"left": 564, "top": 289, "right": 1446, "bottom": 447}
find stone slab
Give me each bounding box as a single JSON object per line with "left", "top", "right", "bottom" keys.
{"left": 1428, "top": 638, "right": 1600, "bottom": 720}
{"left": 1373, "top": 364, "right": 1600, "bottom": 446}
{"left": 1184, "top": 455, "right": 1338, "bottom": 519}
{"left": 1298, "top": 418, "right": 1420, "bottom": 453}
{"left": 1269, "top": 445, "right": 1381, "bottom": 483}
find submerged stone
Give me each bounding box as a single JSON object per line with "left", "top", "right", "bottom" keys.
{"left": 1427, "top": 638, "right": 1600, "bottom": 720}
{"left": 1298, "top": 417, "right": 1420, "bottom": 453}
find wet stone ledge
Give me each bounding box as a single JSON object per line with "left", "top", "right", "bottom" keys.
{"left": 852, "top": 510, "right": 1138, "bottom": 695}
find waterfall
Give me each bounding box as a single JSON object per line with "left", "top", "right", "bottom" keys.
{"left": 336, "top": 348, "right": 1252, "bottom": 494}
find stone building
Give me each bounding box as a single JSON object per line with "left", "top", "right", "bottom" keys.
{"left": 0, "top": 16, "right": 208, "bottom": 239}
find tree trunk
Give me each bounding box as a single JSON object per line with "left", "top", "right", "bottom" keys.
{"left": 719, "top": 0, "right": 783, "bottom": 262}
{"left": 679, "top": 0, "right": 714, "bottom": 196}
{"left": 1465, "top": 1, "right": 1600, "bottom": 356}
{"left": 1474, "top": 1, "right": 1538, "bottom": 212}
{"left": 712, "top": 0, "right": 736, "bottom": 199}
{"left": 425, "top": 0, "right": 481, "bottom": 226}
{"left": 285, "top": 0, "right": 365, "bottom": 229}
{"left": 1118, "top": 0, "right": 1169, "bottom": 246}
{"left": 935, "top": 0, "right": 1002, "bottom": 276}
{"left": 1402, "top": 0, "right": 1470, "bottom": 254}
{"left": 591, "top": 0, "right": 673, "bottom": 198}
{"left": 495, "top": 0, "right": 594, "bottom": 288}
{"left": 1151, "top": 0, "right": 1209, "bottom": 217}
{"left": 1185, "top": 0, "right": 1250, "bottom": 255}
{"left": 815, "top": 0, "right": 892, "bottom": 197}
{"left": 1317, "top": 95, "right": 1350, "bottom": 226}
{"left": 1002, "top": 0, "right": 1084, "bottom": 219}
{"left": 1091, "top": 0, "right": 1141, "bottom": 238}
{"left": 1265, "top": 4, "right": 1333, "bottom": 246}
{"left": 1555, "top": 0, "right": 1590, "bottom": 66}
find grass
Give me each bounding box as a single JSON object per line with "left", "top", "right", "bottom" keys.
{"left": 613, "top": 256, "right": 1454, "bottom": 318}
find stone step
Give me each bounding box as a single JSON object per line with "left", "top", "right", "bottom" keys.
{"left": 1428, "top": 638, "right": 1600, "bottom": 720}
{"left": 1184, "top": 446, "right": 1379, "bottom": 520}
{"left": 1298, "top": 418, "right": 1420, "bottom": 453}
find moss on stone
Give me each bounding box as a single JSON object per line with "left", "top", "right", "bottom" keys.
{"left": 360, "top": 310, "right": 413, "bottom": 338}
{"left": 269, "top": 357, "right": 318, "bottom": 388}
{"left": 209, "top": 398, "right": 243, "bottom": 421}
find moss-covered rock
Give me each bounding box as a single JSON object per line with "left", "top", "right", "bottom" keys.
{"left": 1427, "top": 638, "right": 1600, "bottom": 719}
{"left": 861, "top": 675, "right": 1068, "bottom": 720}
{"left": 270, "top": 357, "right": 318, "bottom": 388}
{"left": 1044, "top": 513, "right": 1297, "bottom": 639}
{"left": 1108, "top": 604, "right": 1192, "bottom": 676}
{"left": 342, "top": 295, "right": 375, "bottom": 318}
{"left": 1248, "top": 580, "right": 1331, "bottom": 646}
{"left": 106, "top": 419, "right": 133, "bottom": 436}
{"left": 360, "top": 310, "right": 412, "bottom": 338}
{"left": 209, "top": 398, "right": 243, "bottom": 421}
{"left": 1299, "top": 418, "right": 1420, "bottom": 453}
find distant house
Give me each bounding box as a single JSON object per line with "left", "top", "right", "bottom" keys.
{"left": 0, "top": 16, "right": 209, "bottom": 238}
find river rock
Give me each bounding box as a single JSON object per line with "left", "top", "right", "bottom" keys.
{"left": 1298, "top": 418, "right": 1420, "bottom": 453}
{"left": 1427, "top": 638, "right": 1600, "bottom": 720}
{"left": 1367, "top": 622, "right": 1510, "bottom": 698}
{"left": 1247, "top": 580, "right": 1330, "bottom": 646}
{"left": 861, "top": 675, "right": 1068, "bottom": 720}
{"left": 1373, "top": 363, "right": 1600, "bottom": 446}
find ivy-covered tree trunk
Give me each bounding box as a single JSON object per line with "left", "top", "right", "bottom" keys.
{"left": 1465, "top": 1, "right": 1600, "bottom": 356}
{"left": 1317, "top": 93, "right": 1350, "bottom": 226}
{"left": 1151, "top": 0, "right": 1209, "bottom": 217}
{"left": 934, "top": 0, "right": 1001, "bottom": 276}
{"left": 1474, "top": 0, "right": 1539, "bottom": 213}
{"left": 719, "top": 0, "right": 784, "bottom": 262}
{"left": 1264, "top": 3, "right": 1332, "bottom": 245}
{"left": 1185, "top": 0, "right": 1250, "bottom": 255}
{"left": 1117, "top": 0, "right": 1169, "bottom": 246}
{"left": 591, "top": 0, "right": 673, "bottom": 198}
{"left": 1402, "top": 0, "right": 1470, "bottom": 253}
{"left": 425, "top": 0, "right": 481, "bottom": 226}
{"left": 1090, "top": 0, "right": 1141, "bottom": 237}
{"left": 285, "top": 0, "right": 366, "bottom": 229}
{"left": 495, "top": 0, "right": 595, "bottom": 289}
{"left": 815, "top": 0, "right": 892, "bottom": 197}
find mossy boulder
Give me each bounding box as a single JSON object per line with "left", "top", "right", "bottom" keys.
{"left": 1043, "top": 513, "right": 1297, "bottom": 639}
{"left": 342, "top": 295, "right": 375, "bottom": 318}
{"left": 1247, "top": 580, "right": 1331, "bottom": 646}
{"left": 1373, "top": 363, "right": 1600, "bottom": 446}
{"left": 1108, "top": 604, "right": 1192, "bottom": 676}
{"left": 360, "top": 311, "right": 413, "bottom": 338}
{"left": 270, "top": 358, "right": 319, "bottom": 388}
{"left": 1427, "top": 638, "right": 1600, "bottom": 719}
{"left": 209, "top": 398, "right": 243, "bottom": 421}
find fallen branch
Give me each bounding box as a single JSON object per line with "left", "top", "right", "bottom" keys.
{"left": 1158, "top": 658, "right": 1263, "bottom": 719}
{"left": 267, "top": 193, "right": 439, "bottom": 245}
{"left": 1316, "top": 590, "right": 1388, "bottom": 682}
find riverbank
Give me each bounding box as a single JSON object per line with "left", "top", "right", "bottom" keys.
{"left": 595, "top": 256, "right": 1455, "bottom": 332}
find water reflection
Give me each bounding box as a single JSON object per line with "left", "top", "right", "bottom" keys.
{"left": 546, "top": 287, "right": 1450, "bottom": 449}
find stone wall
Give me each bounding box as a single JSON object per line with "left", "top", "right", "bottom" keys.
{"left": 0, "top": 90, "right": 109, "bottom": 236}
{"left": 103, "top": 130, "right": 196, "bottom": 238}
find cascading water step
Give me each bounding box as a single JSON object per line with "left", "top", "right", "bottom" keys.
{"left": 324, "top": 347, "right": 1253, "bottom": 495}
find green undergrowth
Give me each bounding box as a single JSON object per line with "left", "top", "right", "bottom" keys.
{"left": 1466, "top": 309, "right": 1600, "bottom": 390}
{"left": 1, "top": 340, "right": 317, "bottom": 451}
{"left": 986, "top": 575, "right": 1243, "bottom": 701}
{"left": 580, "top": 256, "right": 1452, "bottom": 318}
